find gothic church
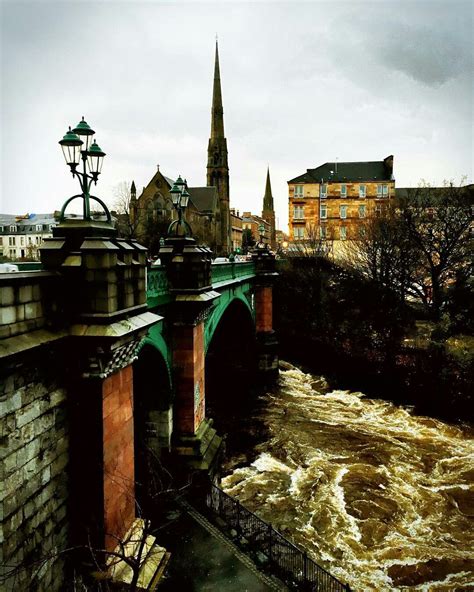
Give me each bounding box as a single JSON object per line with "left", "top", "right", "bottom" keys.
{"left": 129, "top": 41, "right": 233, "bottom": 255}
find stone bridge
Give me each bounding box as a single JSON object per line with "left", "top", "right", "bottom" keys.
{"left": 0, "top": 218, "right": 278, "bottom": 590}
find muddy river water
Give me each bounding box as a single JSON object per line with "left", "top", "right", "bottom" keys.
{"left": 221, "top": 364, "right": 474, "bottom": 591}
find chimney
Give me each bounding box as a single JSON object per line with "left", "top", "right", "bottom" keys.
{"left": 157, "top": 164, "right": 160, "bottom": 171}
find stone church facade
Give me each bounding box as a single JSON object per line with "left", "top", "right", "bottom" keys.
{"left": 129, "top": 41, "right": 232, "bottom": 256}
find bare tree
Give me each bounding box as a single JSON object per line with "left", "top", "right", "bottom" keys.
{"left": 112, "top": 181, "right": 140, "bottom": 240}
{"left": 342, "top": 180, "right": 473, "bottom": 316}
{"left": 341, "top": 212, "right": 420, "bottom": 304}
{"left": 398, "top": 180, "right": 473, "bottom": 317}
{"left": 288, "top": 223, "right": 332, "bottom": 259}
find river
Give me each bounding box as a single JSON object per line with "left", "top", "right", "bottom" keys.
{"left": 220, "top": 363, "right": 474, "bottom": 591}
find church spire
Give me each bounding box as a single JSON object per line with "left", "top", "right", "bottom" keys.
{"left": 263, "top": 166, "right": 274, "bottom": 211}
{"left": 207, "top": 39, "right": 230, "bottom": 256}
{"left": 262, "top": 167, "right": 276, "bottom": 250}
{"left": 211, "top": 40, "right": 225, "bottom": 139}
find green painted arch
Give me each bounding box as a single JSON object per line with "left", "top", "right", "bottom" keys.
{"left": 138, "top": 322, "right": 173, "bottom": 389}
{"left": 205, "top": 282, "right": 255, "bottom": 354}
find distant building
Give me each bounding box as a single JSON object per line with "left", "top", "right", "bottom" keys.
{"left": 242, "top": 212, "right": 270, "bottom": 245}
{"left": 0, "top": 213, "right": 57, "bottom": 261}
{"left": 288, "top": 155, "right": 395, "bottom": 248}
{"left": 261, "top": 167, "right": 276, "bottom": 251}
{"left": 230, "top": 208, "right": 243, "bottom": 252}
{"left": 130, "top": 168, "right": 220, "bottom": 253}
{"left": 275, "top": 229, "right": 289, "bottom": 250}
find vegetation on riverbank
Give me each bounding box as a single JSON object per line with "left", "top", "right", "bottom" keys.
{"left": 275, "top": 256, "right": 473, "bottom": 422}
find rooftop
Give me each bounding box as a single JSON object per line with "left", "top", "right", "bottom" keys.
{"left": 289, "top": 156, "right": 394, "bottom": 184}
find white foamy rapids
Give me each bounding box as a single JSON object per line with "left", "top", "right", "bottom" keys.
{"left": 222, "top": 364, "right": 474, "bottom": 592}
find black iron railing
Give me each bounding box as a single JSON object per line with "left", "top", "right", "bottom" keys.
{"left": 206, "top": 483, "right": 350, "bottom": 591}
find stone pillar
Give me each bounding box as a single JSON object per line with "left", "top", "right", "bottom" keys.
{"left": 253, "top": 246, "right": 279, "bottom": 378}
{"left": 160, "top": 236, "right": 222, "bottom": 480}
{"left": 172, "top": 322, "right": 205, "bottom": 434}
{"left": 39, "top": 218, "right": 161, "bottom": 556}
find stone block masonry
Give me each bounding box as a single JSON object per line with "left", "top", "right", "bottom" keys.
{"left": 0, "top": 349, "right": 69, "bottom": 592}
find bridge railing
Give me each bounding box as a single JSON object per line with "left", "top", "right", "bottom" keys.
{"left": 206, "top": 483, "right": 350, "bottom": 591}
{"left": 210, "top": 261, "right": 255, "bottom": 285}
{"left": 146, "top": 265, "right": 171, "bottom": 307}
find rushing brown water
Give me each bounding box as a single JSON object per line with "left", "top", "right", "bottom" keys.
{"left": 221, "top": 363, "right": 474, "bottom": 591}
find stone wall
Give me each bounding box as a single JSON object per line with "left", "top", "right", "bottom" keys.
{"left": 1, "top": 347, "right": 69, "bottom": 591}
{"left": 0, "top": 272, "right": 55, "bottom": 339}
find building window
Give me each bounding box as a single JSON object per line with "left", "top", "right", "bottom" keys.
{"left": 20, "top": 236, "right": 24, "bottom": 246}
{"left": 377, "top": 184, "right": 389, "bottom": 198}
{"left": 320, "top": 204, "right": 327, "bottom": 219}
{"left": 375, "top": 205, "right": 382, "bottom": 217}
{"left": 9, "top": 225, "right": 17, "bottom": 232}
{"left": 9, "top": 249, "right": 15, "bottom": 258}
{"left": 359, "top": 185, "right": 366, "bottom": 198}
{"left": 320, "top": 184, "right": 327, "bottom": 198}
{"left": 359, "top": 204, "right": 366, "bottom": 218}
{"left": 28, "top": 236, "right": 32, "bottom": 244}
{"left": 36, "top": 237, "right": 40, "bottom": 244}
{"left": 340, "top": 185, "right": 347, "bottom": 198}
{"left": 320, "top": 225, "right": 327, "bottom": 240}
{"left": 293, "top": 205, "right": 305, "bottom": 220}
{"left": 294, "top": 185, "right": 304, "bottom": 197}
{"left": 9, "top": 236, "right": 15, "bottom": 246}
{"left": 36, "top": 224, "right": 42, "bottom": 231}
{"left": 340, "top": 205, "right": 347, "bottom": 219}
{"left": 340, "top": 226, "right": 347, "bottom": 240}
{"left": 358, "top": 226, "right": 367, "bottom": 238}
{"left": 294, "top": 226, "right": 305, "bottom": 240}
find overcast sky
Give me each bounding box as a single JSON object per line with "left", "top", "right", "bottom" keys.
{"left": 1, "top": 0, "right": 472, "bottom": 231}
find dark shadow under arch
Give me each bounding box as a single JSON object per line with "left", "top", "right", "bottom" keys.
{"left": 206, "top": 299, "right": 260, "bottom": 458}
{"left": 133, "top": 345, "right": 173, "bottom": 510}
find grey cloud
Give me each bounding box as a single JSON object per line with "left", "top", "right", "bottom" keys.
{"left": 373, "top": 23, "right": 471, "bottom": 86}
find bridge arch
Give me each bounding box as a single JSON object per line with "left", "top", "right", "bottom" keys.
{"left": 205, "top": 288, "right": 254, "bottom": 354}
{"left": 133, "top": 341, "right": 173, "bottom": 508}
{"left": 205, "top": 297, "right": 257, "bottom": 424}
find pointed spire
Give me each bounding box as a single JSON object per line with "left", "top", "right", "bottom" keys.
{"left": 263, "top": 166, "right": 274, "bottom": 211}
{"left": 131, "top": 180, "right": 136, "bottom": 200}
{"left": 211, "top": 40, "right": 225, "bottom": 139}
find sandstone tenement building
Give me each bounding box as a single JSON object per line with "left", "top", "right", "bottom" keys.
{"left": 288, "top": 155, "right": 395, "bottom": 247}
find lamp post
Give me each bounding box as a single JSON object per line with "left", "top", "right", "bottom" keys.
{"left": 58, "top": 117, "right": 111, "bottom": 223}
{"left": 167, "top": 175, "right": 192, "bottom": 237}
{"left": 257, "top": 224, "right": 266, "bottom": 248}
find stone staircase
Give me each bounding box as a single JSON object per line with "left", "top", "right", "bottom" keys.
{"left": 105, "top": 518, "right": 171, "bottom": 590}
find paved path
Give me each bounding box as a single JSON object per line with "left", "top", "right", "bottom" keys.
{"left": 154, "top": 499, "right": 286, "bottom": 592}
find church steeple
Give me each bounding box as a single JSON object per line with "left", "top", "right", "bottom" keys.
{"left": 263, "top": 167, "right": 274, "bottom": 211}
{"left": 207, "top": 39, "right": 231, "bottom": 255}
{"left": 211, "top": 41, "right": 225, "bottom": 140}
{"left": 262, "top": 167, "right": 276, "bottom": 250}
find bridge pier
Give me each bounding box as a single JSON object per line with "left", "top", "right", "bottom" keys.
{"left": 40, "top": 219, "right": 160, "bottom": 556}
{"left": 160, "top": 237, "right": 223, "bottom": 483}
{"left": 253, "top": 247, "right": 279, "bottom": 379}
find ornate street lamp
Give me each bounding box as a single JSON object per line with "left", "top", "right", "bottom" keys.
{"left": 167, "top": 175, "right": 192, "bottom": 237}
{"left": 257, "top": 223, "right": 267, "bottom": 248}
{"left": 58, "top": 117, "right": 111, "bottom": 222}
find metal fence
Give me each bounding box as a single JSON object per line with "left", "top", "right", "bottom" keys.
{"left": 206, "top": 484, "right": 350, "bottom": 592}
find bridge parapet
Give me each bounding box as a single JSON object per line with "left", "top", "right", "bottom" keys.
{"left": 147, "top": 266, "right": 171, "bottom": 308}
{"left": 210, "top": 261, "right": 255, "bottom": 286}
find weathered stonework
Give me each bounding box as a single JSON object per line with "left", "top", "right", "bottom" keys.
{"left": 0, "top": 349, "right": 69, "bottom": 592}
